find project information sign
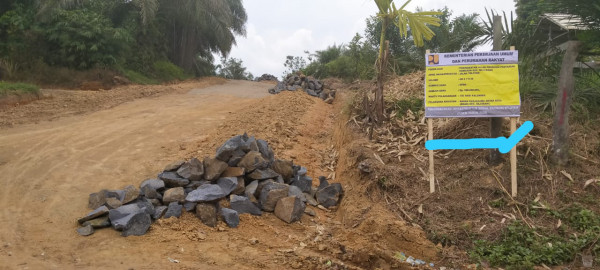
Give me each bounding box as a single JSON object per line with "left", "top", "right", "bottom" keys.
{"left": 425, "top": 50, "right": 520, "bottom": 118}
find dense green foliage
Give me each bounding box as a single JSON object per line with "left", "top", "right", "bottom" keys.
{"left": 0, "top": 0, "right": 247, "bottom": 85}
{"left": 217, "top": 57, "right": 253, "bottom": 80}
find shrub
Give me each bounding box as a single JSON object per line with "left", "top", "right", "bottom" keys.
{"left": 0, "top": 81, "right": 40, "bottom": 97}
{"left": 121, "top": 69, "right": 157, "bottom": 85}
{"left": 152, "top": 61, "right": 188, "bottom": 82}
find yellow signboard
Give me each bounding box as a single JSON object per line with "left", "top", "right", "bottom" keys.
{"left": 426, "top": 64, "right": 519, "bottom": 107}
{"left": 425, "top": 51, "right": 520, "bottom": 118}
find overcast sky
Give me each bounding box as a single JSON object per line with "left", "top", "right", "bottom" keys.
{"left": 227, "top": 0, "right": 517, "bottom": 77}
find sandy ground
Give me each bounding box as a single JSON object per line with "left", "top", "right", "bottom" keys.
{"left": 0, "top": 80, "right": 436, "bottom": 269}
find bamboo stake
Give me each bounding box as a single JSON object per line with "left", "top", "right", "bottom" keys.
{"left": 425, "top": 49, "right": 435, "bottom": 193}
{"left": 510, "top": 117, "right": 517, "bottom": 197}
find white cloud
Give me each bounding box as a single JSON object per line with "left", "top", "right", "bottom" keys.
{"left": 228, "top": 0, "right": 516, "bottom": 76}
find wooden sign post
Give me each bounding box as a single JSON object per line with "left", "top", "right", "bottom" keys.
{"left": 424, "top": 48, "right": 521, "bottom": 195}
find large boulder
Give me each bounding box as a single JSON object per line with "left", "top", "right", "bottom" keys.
{"left": 121, "top": 212, "right": 152, "bottom": 237}
{"left": 140, "top": 179, "right": 165, "bottom": 191}
{"left": 186, "top": 184, "right": 227, "bottom": 202}
{"left": 274, "top": 196, "right": 306, "bottom": 223}
{"left": 203, "top": 157, "right": 228, "bottom": 181}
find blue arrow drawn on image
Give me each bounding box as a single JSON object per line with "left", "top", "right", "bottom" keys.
{"left": 425, "top": 121, "right": 534, "bottom": 154}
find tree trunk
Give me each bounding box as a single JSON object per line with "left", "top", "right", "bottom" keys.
{"left": 552, "top": 41, "right": 582, "bottom": 165}
{"left": 489, "top": 15, "right": 503, "bottom": 165}
{"left": 374, "top": 18, "right": 388, "bottom": 123}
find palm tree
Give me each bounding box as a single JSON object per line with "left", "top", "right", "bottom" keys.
{"left": 372, "top": 0, "right": 440, "bottom": 122}
{"left": 159, "top": 0, "right": 247, "bottom": 72}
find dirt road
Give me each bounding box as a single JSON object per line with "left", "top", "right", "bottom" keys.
{"left": 0, "top": 80, "right": 436, "bottom": 269}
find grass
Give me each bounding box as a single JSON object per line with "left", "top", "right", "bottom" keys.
{"left": 0, "top": 81, "right": 40, "bottom": 97}
{"left": 121, "top": 69, "right": 158, "bottom": 85}
{"left": 470, "top": 206, "right": 600, "bottom": 269}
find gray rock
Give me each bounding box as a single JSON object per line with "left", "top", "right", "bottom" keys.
{"left": 77, "top": 225, "right": 95, "bottom": 236}
{"left": 255, "top": 179, "right": 275, "bottom": 198}
{"left": 275, "top": 175, "right": 285, "bottom": 184}
{"left": 163, "top": 187, "right": 185, "bottom": 204}
{"left": 108, "top": 204, "right": 145, "bottom": 230}
{"left": 140, "top": 179, "right": 165, "bottom": 191}
{"left": 78, "top": 206, "right": 109, "bottom": 224}
{"left": 304, "top": 193, "right": 318, "bottom": 206}
{"left": 104, "top": 197, "right": 123, "bottom": 209}
{"left": 195, "top": 203, "right": 218, "bottom": 227}
{"left": 186, "top": 184, "right": 227, "bottom": 202}
{"left": 141, "top": 185, "right": 161, "bottom": 200}
{"left": 164, "top": 202, "right": 183, "bottom": 219}
{"left": 248, "top": 168, "right": 280, "bottom": 180}
{"left": 227, "top": 149, "right": 246, "bottom": 167}
{"left": 216, "top": 135, "right": 243, "bottom": 161}
{"left": 184, "top": 202, "right": 197, "bottom": 212}
{"left": 272, "top": 160, "right": 294, "bottom": 181}
{"left": 121, "top": 212, "right": 152, "bottom": 237}
{"left": 304, "top": 207, "right": 316, "bottom": 216}
{"left": 287, "top": 85, "right": 298, "bottom": 91}
{"left": 88, "top": 191, "right": 108, "bottom": 210}
{"left": 259, "top": 182, "right": 289, "bottom": 212}
{"left": 203, "top": 157, "right": 228, "bottom": 181}
{"left": 220, "top": 208, "right": 240, "bottom": 228}
{"left": 288, "top": 185, "right": 306, "bottom": 202}
{"left": 158, "top": 171, "right": 190, "bottom": 187}
{"left": 230, "top": 195, "right": 262, "bottom": 216}
{"left": 242, "top": 136, "right": 259, "bottom": 152}
{"left": 177, "top": 158, "right": 204, "bottom": 181}
{"left": 217, "top": 177, "right": 238, "bottom": 195}
{"left": 316, "top": 183, "right": 343, "bottom": 208}
{"left": 274, "top": 196, "right": 306, "bottom": 223}
{"left": 245, "top": 180, "right": 258, "bottom": 197}
{"left": 306, "top": 89, "right": 318, "bottom": 97}
{"left": 256, "top": 140, "right": 274, "bottom": 162}
{"left": 291, "top": 175, "right": 313, "bottom": 193}
{"left": 232, "top": 177, "right": 245, "bottom": 195}
{"left": 164, "top": 160, "right": 185, "bottom": 171}
{"left": 153, "top": 206, "right": 167, "bottom": 219}
{"left": 148, "top": 199, "right": 162, "bottom": 207}
{"left": 238, "top": 151, "right": 267, "bottom": 172}
{"left": 119, "top": 185, "right": 140, "bottom": 204}
{"left": 133, "top": 198, "right": 155, "bottom": 216}
{"left": 221, "top": 167, "right": 245, "bottom": 177}
{"left": 318, "top": 176, "right": 329, "bottom": 190}
{"left": 82, "top": 216, "right": 111, "bottom": 229}
{"left": 297, "top": 166, "right": 308, "bottom": 176}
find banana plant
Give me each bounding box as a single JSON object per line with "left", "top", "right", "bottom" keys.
{"left": 372, "top": 0, "right": 441, "bottom": 122}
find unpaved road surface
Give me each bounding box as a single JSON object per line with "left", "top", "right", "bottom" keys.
{"left": 0, "top": 80, "right": 436, "bottom": 269}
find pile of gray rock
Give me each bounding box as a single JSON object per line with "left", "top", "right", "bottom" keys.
{"left": 268, "top": 74, "right": 336, "bottom": 104}
{"left": 77, "top": 134, "right": 344, "bottom": 237}
{"left": 256, "top": 74, "right": 278, "bottom": 82}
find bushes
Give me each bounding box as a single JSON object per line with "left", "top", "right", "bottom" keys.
{"left": 471, "top": 207, "right": 600, "bottom": 269}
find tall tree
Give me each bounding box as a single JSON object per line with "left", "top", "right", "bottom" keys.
{"left": 372, "top": 0, "right": 440, "bottom": 122}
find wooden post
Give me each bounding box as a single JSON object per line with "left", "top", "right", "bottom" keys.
{"left": 426, "top": 49, "right": 435, "bottom": 193}
{"left": 510, "top": 118, "right": 517, "bottom": 196}
{"left": 509, "top": 46, "right": 518, "bottom": 197}
{"left": 552, "top": 41, "right": 582, "bottom": 165}
{"left": 489, "top": 15, "right": 503, "bottom": 165}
